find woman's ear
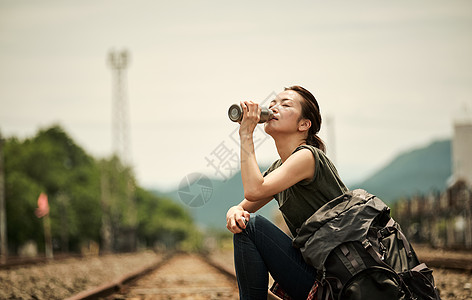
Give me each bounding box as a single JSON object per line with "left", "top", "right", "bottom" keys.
{"left": 298, "top": 119, "right": 311, "bottom": 132}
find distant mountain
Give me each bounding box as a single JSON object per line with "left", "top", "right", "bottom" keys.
{"left": 152, "top": 166, "right": 278, "bottom": 229}
{"left": 352, "top": 139, "right": 451, "bottom": 204}
{"left": 154, "top": 139, "right": 451, "bottom": 228}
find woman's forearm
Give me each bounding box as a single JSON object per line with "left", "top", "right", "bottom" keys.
{"left": 239, "top": 197, "right": 272, "bottom": 213}
{"left": 240, "top": 134, "right": 265, "bottom": 201}
{"left": 238, "top": 101, "right": 267, "bottom": 201}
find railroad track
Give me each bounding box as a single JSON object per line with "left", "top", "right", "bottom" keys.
{"left": 414, "top": 245, "right": 472, "bottom": 273}
{"left": 115, "top": 253, "right": 239, "bottom": 299}
{"left": 15, "top": 248, "right": 469, "bottom": 299}
{"left": 67, "top": 253, "right": 241, "bottom": 300}
{"left": 0, "top": 253, "right": 83, "bottom": 270}
{"left": 420, "top": 256, "right": 472, "bottom": 273}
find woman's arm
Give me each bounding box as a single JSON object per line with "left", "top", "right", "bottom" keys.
{"left": 243, "top": 149, "right": 315, "bottom": 200}
{"left": 239, "top": 102, "right": 315, "bottom": 201}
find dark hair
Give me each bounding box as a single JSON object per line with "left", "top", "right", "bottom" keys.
{"left": 285, "top": 85, "right": 326, "bottom": 153}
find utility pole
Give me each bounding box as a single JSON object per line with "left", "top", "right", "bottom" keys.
{"left": 0, "top": 132, "right": 7, "bottom": 264}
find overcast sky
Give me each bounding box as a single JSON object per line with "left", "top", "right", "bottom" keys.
{"left": 1, "top": 0, "right": 471, "bottom": 191}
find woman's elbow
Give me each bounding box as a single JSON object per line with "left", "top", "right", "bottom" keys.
{"left": 244, "top": 190, "right": 264, "bottom": 202}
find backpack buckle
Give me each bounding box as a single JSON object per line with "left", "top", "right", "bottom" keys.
{"left": 378, "top": 227, "right": 393, "bottom": 239}
{"left": 379, "top": 242, "right": 387, "bottom": 260}
{"left": 362, "top": 239, "right": 372, "bottom": 249}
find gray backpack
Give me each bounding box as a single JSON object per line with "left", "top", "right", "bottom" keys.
{"left": 293, "top": 189, "right": 441, "bottom": 300}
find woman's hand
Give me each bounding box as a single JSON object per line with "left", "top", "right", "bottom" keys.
{"left": 226, "top": 205, "right": 250, "bottom": 234}
{"left": 238, "top": 101, "right": 261, "bottom": 138}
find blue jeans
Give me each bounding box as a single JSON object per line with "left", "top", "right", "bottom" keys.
{"left": 233, "top": 214, "right": 317, "bottom": 300}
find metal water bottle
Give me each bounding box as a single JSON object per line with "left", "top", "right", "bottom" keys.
{"left": 228, "top": 104, "right": 274, "bottom": 123}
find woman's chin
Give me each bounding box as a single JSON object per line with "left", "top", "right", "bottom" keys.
{"left": 264, "top": 124, "right": 276, "bottom": 137}
{"left": 263, "top": 123, "right": 272, "bottom": 133}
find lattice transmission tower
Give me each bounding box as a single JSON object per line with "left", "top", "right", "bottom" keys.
{"left": 108, "top": 49, "right": 131, "bottom": 165}
{"left": 105, "top": 49, "right": 137, "bottom": 252}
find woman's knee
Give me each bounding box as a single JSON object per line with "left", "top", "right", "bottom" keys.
{"left": 233, "top": 226, "right": 251, "bottom": 249}
{"left": 234, "top": 214, "right": 269, "bottom": 239}
{"left": 233, "top": 214, "right": 261, "bottom": 243}
{"left": 244, "top": 213, "right": 268, "bottom": 233}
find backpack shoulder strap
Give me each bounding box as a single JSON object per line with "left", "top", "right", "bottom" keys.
{"left": 377, "top": 218, "right": 412, "bottom": 257}
{"left": 334, "top": 244, "right": 367, "bottom": 276}
{"left": 362, "top": 238, "right": 415, "bottom": 298}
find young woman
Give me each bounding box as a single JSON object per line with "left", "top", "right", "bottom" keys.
{"left": 226, "top": 85, "right": 348, "bottom": 300}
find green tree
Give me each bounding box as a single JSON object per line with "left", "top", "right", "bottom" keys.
{"left": 4, "top": 125, "right": 101, "bottom": 252}
{"left": 99, "top": 156, "right": 138, "bottom": 252}
{"left": 4, "top": 124, "right": 200, "bottom": 254}
{"left": 136, "top": 187, "right": 200, "bottom": 249}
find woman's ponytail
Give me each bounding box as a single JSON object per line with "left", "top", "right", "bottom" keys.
{"left": 285, "top": 85, "right": 326, "bottom": 153}
{"left": 306, "top": 134, "right": 326, "bottom": 153}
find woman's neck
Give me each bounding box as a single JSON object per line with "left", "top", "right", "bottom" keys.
{"left": 274, "top": 134, "right": 307, "bottom": 162}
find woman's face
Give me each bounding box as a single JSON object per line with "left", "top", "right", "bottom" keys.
{"left": 264, "top": 90, "right": 305, "bottom": 136}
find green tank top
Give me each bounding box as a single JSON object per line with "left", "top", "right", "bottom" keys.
{"left": 263, "top": 145, "right": 348, "bottom": 237}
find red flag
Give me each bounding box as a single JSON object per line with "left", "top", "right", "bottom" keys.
{"left": 35, "top": 193, "right": 50, "bottom": 218}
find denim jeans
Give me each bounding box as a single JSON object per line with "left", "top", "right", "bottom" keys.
{"left": 233, "top": 214, "right": 317, "bottom": 300}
